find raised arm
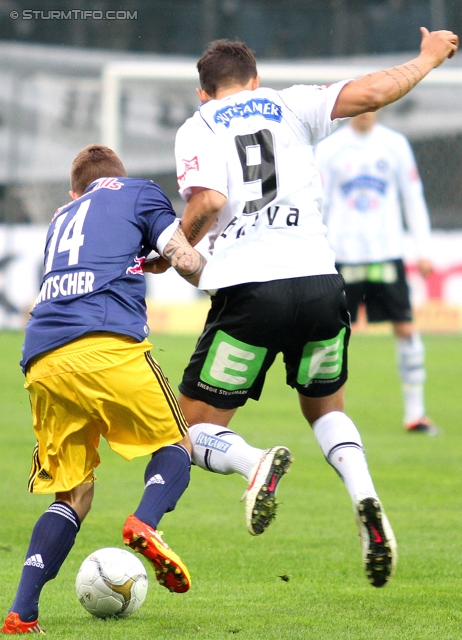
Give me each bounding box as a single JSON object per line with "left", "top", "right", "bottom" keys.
{"left": 332, "top": 27, "right": 458, "bottom": 119}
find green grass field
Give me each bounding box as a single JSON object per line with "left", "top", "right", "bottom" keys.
{"left": 1, "top": 331, "right": 461, "bottom": 639}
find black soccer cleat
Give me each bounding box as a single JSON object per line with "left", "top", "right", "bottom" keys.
{"left": 355, "top": 496, "right": 398, "bottom": 588}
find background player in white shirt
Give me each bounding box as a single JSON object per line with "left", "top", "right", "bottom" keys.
{"left": 315, "top": 111, "right": 437, "bottom": 435}
{"left": 149, "top": 28, "right": 457, "bottom": 588}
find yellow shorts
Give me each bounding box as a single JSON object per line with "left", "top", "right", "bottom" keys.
{"left": 26, "top": 333, "right": 188, "bottom": 494}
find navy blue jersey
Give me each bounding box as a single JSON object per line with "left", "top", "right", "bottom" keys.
{"left": 21, "top": 177, "right": 177, "bottom": 371}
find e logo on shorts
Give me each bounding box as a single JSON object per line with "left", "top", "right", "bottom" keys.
{"left": 297, "top": 328, "right": 346, "bottom": 386}
{"left": 201, "top": 330, "right": 267, "bottom": 390}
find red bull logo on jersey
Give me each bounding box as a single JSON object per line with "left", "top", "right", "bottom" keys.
{"left": 213, "top": 98, "right": 282, "bottom": 128}
{"left": 88, "top": 177, "right": 124, "bottom": 192}
{"left": 126, "top": 255, "right": 146, "bottom": 275}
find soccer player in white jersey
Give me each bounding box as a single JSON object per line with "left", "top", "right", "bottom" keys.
{"left": 147, "top": 28, "right": 457, "bottom": 588}
{"left": 315, "top": 111, "right": 437, "bottom": 435}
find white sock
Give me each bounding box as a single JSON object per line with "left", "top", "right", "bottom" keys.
{"left": 402, "top": 386, "right": 426, "bottom": 425}
{"left": 313, "top": 411, "right": 377, "bottom": 501}
{"left": 188, "top": 423, "right": 263, "bottom": 479}
{"left": 396, "top": 333, "right": 426, "bottom": 424}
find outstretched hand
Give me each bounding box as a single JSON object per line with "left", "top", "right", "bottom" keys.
{"left": 420, "top": 26, "right": 458, "bottom": 66}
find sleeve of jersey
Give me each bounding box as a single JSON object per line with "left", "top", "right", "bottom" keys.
{"left": 175, "top": 120, "right": 228, "bottom": 201}
{"left": 280, "top": 80, "right": 352, "bottom": 145}
{"left": 397, "top": 137, "right": 432, "bottom": 258}
{"left": 136, "top": 183, "right": 179, "bottom": 252}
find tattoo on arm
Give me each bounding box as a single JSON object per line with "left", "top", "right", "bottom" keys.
{"left": 187, "top": 214, "right": 210, "bottom": 243}
{"left": 381, "top": 63, "right": 423, "bottom": 100}
{"left": 162, "top": 228, "right": 205, "bottom": 284}
{"left": 391, "top": 66, "right": 412, "bottom": 93}
{"left": 403, "top": 63, "right": 422, "bottom": 82}
{"left": 382, "top": 69, "right": 403, "bottom": 98}
{"left": 175, "top": 254, "right": 206, "bottom": 281}
{"left": 408, "top": 63, "right": 423, "bottom": 79}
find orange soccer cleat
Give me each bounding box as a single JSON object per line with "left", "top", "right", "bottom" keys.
{"left": 122, "top": 514, "right": 191, "bottom": 593}
{"left": 1, "top": 612, "right": 44, "bottom": 634}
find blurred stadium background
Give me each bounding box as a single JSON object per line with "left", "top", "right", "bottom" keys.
{"left": 0, "top": 0, "right": 461, "bottom": 333}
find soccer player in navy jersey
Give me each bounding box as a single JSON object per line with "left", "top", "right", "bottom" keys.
{"left": 2, "top": 144, "right": 205, "bottom": 634}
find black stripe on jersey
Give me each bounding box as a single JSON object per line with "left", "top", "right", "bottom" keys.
{"left": 144, "top": 352, "right": 189, "bottom": 437}
{"left": 28, "top": 443, "right": 41, "bottom": 493}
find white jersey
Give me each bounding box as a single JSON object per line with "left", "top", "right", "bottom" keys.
{"left": 175, "top": 82, "right": 350, "bottom": 290}
{"left": 314, "top": 122, "right": 431, "bottom": 264}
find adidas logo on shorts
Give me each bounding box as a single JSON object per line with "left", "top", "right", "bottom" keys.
{"left": 38, "top": 469, "right": 53, "bottom": 480}
{"left": 24, "top": 554, "right": 44, "bottom": 569}
{"left": 146, "top": 474, "right": 165, "bottom": 487}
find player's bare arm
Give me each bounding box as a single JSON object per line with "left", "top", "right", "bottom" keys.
{"left": 332, "top": 27, "right": 458, "bottom": 119}
{"left": 162, "top": 226, "right": 206, "bottom": 286}
{"left": 181, "top": 187, "right": 227, "bottom": 245}
{"left": 144, "top": 187, "right": 225, "bottom": 274}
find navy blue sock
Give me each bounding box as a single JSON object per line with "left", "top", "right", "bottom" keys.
{"left": 11, "top": 502, "right": 80, "bottom": 622}
{"left": 134, "top": 444, "right": 191, "bottom": 529}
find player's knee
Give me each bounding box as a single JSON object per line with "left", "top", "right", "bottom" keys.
{"left": 299, "top": 386, "right": 345, "bottom": 426}
{"left": 76, "top": 488, "right": 94, "bottom": 523}
{"left": 393, "top": 321, "right": 414, "bottom": 340}
{"left": 56, "top": 482, "right": 95, "bottom": 523}
{"left": 176, "top": 433, "right": 193, "bottom": 455}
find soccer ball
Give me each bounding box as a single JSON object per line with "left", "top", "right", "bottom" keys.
{"left": 76, "top": 547, "right": 148, "bottom": 618}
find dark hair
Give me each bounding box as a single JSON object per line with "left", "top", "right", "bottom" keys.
{"left": 197, "top": 39, "right": 257, "bottom": 97}
{"left": 70, "top": 144, "right": 127, "bottom": 195}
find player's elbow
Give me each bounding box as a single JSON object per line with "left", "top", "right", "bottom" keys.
{"left": 186, "top": 187, "right": 227, "bottom": 214}
{"left": 352, "top": 86, "right": 385, "bottom": 114}
{"left": 333, "top": 84, "right": 386, "bottom": 119}
{"left": 364, "top": 85, "right": 389, "bottom": 111}
{"left": 207, "top": 190, "right": 228, "bottom": 214}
